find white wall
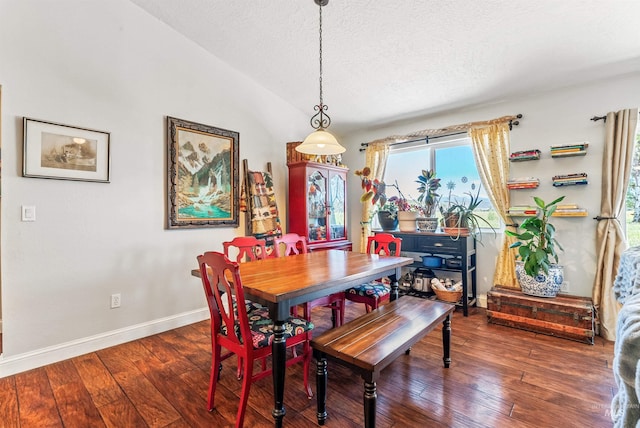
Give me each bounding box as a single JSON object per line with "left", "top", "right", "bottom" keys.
{"left": 0, "top": 0, "right": 309, "bottom": 376}
{"left": 341, "top": 73, "right": 640, "bottom": 303}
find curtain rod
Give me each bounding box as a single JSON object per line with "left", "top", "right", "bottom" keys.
{"left": 591, "top": 115, "right": 606, "bottom": 122}
{"left": 359, "top": 114, "right": 522, "bottom": 152}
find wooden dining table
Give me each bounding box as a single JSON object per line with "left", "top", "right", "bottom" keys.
{"left": 191, "top": 249, "right": 414, "bottom": 427}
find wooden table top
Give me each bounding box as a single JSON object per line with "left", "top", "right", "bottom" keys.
{"left": 192, "top": 249, "right": 414, "bottom": 306}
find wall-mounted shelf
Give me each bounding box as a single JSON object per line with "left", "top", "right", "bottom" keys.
{"left": 510, "top": 149, "right": 541, "bottom": 162}
{"left": 507, "top": 206, "right": 538, "bottom": 216}
{"left": 552, "top": 203, "right": 588, "bottom": 217}
{"left": 507, "top": 177, "right": 539, "bottom": 190}
{"left": 551, "top": 143, "right": 588, "bottom": 158}
{"left": 552, "top": 173, "right": 587, "bottom": 187}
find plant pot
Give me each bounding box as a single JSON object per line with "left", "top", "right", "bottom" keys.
{"left": 397, "top": 211, "right": 417, "bottom": 232}
{"left": 377, "top": 210, "right": 398, "bottom": 231}
{"left": 417, "top": 217, "right": 438, "bottom": 232}
{"left": 515, "top": 262, "right": 564, "bottom": 297}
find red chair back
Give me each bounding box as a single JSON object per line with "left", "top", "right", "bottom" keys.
{"left": 223, "top": 236, "right": 267, "bottom": 263}
{"left": 274, "top": 233, "right": 308, "bottom": 257}
{"left": 197, "top": 252, "right": 250, "bottom": 351}
{"left": 366, "top": 233, "right": 402, "bottom": 256}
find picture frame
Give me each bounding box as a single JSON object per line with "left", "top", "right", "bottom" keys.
{"left": 23, "top": 118, "right": 111, "bottom": 183}
{"left": 167, "top": 116, "right": 239, "bottom": 229}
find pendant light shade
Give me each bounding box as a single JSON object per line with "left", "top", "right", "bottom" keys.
{"left": 295, "top": 0, "right": 346, "bottom": 156}
{"left": 297, "top": 129, "right": 345, "bottom": 155}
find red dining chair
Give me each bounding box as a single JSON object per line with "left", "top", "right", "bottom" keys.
{"left": 274, "top": 233, "right": 345, "bottom": 327}
{"left": 222, "top": 236, "right": 269, "bottom": 379}
{"left": 196, "top": 251, "right": 314, "bottom": 428}
{"left": 344, "top": 233, "right": 402, "bottom": 314}
{"left": 223, "top": 236, "right": 268, "bottom": 263}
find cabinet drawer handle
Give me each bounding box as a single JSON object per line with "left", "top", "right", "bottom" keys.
{"left": 434, "top": 243, "right": 443, "bottom": 247}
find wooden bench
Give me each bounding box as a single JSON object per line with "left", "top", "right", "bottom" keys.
{"left": 311, "top": 296, "right": 455, "bottom": 428}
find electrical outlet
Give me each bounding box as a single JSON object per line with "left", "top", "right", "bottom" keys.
{"left": 111, "top": 293, "right": 121, "bottom": 308}
{"left": 560, "top": 281, "right": 570, "bottom": 293}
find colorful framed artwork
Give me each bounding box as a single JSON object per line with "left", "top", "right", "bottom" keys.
{"left": 23, "top": 118, "right": 111, "bottom": 182}
{"left": 166, "top": 116, "right": 239, "bottom": 229}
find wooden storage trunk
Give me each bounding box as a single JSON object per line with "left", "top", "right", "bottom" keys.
{"left": 486, "top": 287, "right": 595, "bottom": 344}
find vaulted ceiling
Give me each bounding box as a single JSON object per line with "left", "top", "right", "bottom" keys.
{"left": 131, "top": 0, "right": 640, "bottom": 135}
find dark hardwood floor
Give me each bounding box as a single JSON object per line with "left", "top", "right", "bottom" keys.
{"left": 0, "top": 302, "right": 615, "bottom": 427}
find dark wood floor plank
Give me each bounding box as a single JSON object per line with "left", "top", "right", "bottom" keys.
{"left": 0, "top": 376, "right": 20, "bottom": 428}
{"left": 45, "top": 360, "right": 106, "bottom": 428}
{"left": 73, "top": 353, "right": 126, "bottom": 407}
{"left": 97, "top": 397, "right": 148, "bottom": 428}
{"left": 14, "top": 368, "right": 63, "bottom": 427}
{"left": 97, "top": 346, "right": 182, "bottom": 427}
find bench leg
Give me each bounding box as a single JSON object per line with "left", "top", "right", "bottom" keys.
{"left": 363, "top": 379, "right": 377, "bottom": 428}
{"left": 315, "top": 352, "right": 328, "bottom": 425}
{"left": 442, "top": 314, "right": 451, "bottom": 368}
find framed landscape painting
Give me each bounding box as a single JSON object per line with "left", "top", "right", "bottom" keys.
{"left": 23, "top": 118, "right": 111, "bottom": 182}
{"left": 166, "top": 116, "right": 239, "bottom": 229}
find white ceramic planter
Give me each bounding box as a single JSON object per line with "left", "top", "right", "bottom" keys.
{"left": 397, "top": 211, "right": 417, "bottom": 232}
{"left": 515, "top": 261, "right": 564, "bottom": 297}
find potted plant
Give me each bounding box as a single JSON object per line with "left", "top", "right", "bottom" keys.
{"left": 416, "top": 169, "right": 441, "bottom": 231}
{"left": 356, "top": 168, "right": 421, "bottom": 231}
{"left": 504, "top": 195, "right": 565, "bottom": 297}
{"left": 356, "top": 167, "right": 398, "bottom": 231}
{"left": 439, "top": 182, "right": 496, "bottom": 239}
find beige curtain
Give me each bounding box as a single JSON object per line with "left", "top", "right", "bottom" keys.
{"left": 468, "top": 122, "right": 518, "bottom": 289}
{"left": 360, "top": 142, "right": 390, "bottom": 252}
{"left": 594, "top": 108, "right": 639, "bottom": 340}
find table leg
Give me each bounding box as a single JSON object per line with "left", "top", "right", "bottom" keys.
{"left": 315, "top": 351, "right": 328, "bottom": 425}
{"left": 271, "top": 320, "right": 286, "bottom": 427}
{"left": 363, "top": 379, "right": 377, "bottom": 428}
{"left": 389, "top": 267, "right": 401, "bottom": 302}
{"left": 442, "top": 314, "right": 451, "bottom": 368}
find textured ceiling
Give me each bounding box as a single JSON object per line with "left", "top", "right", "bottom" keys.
{"left": 130, "top": 0, "right": 640, "bottom": 135}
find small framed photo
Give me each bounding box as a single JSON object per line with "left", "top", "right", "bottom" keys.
{"left": 23, "top": 118, "right": 111, "bottom": 183}
{"left": 166, "top": 116, "right": 239, "bottom": 229}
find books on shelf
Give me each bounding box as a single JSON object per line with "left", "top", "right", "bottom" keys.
{"left": 552, "top": 172, "right": 588, "bottom": 186}
{"left": 507, "top": 205, "right": 538, "bottom": 216}
{"left": 551, "top": 142, "right": 588, "bottom": 158}
{"left": 552, "top": 204, "right": 588, "bottom": 217}
{"left": 510, "top": 149, "right": 541, "bottom": 161}
{"left": 507, "top": 177, "right": 540, "bottom": 190}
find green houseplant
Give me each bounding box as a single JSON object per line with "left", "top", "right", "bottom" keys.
{"left": 439, "top": 182, "right": 495, "bottom": 239}
{"left": 415, "top": 169, "right": 441, "bottom": 231}
{"left": 416, "top": 169, "right": 441, "bottom": 217}
{"left": 505, "top": 195, "right": 565, "bottom": 297}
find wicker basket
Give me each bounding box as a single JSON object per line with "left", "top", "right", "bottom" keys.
{"left": 433, "top": 288, "right": 462, "bottom": 303}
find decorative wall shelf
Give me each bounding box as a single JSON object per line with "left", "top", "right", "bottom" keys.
{"left": 507, "top": 177, "right": 539, "bottom": 190}
{"left": 510, "top": 149, "right": 541, "bottom": 162}
{"left": 552, "top": 173, "right": 587, "bottom": 187}
{"left": 550, "top": 142, "right": 588, "bottom": 158}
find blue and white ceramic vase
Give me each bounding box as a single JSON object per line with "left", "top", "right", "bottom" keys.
{"left": 515, "top": 261, "right": 564, "bottom": 297}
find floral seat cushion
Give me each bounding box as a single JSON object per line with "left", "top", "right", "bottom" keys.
{"left": 346, "top": 281, "right": 390, "bottom": 299}
{"left": 221, "top": 306, "right": 314, "bottom": 349}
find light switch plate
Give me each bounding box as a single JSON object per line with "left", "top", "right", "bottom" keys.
{"left": 22, "top": 205, "right": 36, "bottom": 222}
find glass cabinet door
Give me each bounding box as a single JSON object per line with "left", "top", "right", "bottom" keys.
{"left": 307, "top": 169, "right": 327, "bottom": 243}
{"left": 328, "top": 173, "right": 346, "bottom": 240}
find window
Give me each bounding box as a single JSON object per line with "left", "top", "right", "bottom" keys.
{"left": 625, "top": 132, "right": 640, "bottom": 247}
{"left": 383, "top": 137, "right": 500, "bottom": 229}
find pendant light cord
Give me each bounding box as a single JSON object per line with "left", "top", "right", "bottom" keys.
{"left": 318, "top": 1, "right": 323, "bottom": 107}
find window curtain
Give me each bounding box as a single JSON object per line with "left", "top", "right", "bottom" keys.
{"left": 594, "top": 108, "right": 638, "bottom": 340}
{"left": 360, "top": 142, "right": 390, "bottom": 252}
{"left": 468, "top": 122, "right": 518, "bottom": 289}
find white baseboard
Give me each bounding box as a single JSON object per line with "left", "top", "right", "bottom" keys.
{"left": 0, "top": 308, "right": 209, "bottom": 378}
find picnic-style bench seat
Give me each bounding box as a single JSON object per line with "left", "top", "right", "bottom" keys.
{"left": 311, "top": 296, "right": 455, "bottom": 428}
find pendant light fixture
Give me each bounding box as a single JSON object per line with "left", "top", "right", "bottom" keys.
{"left": 296, "top": 0, "right": 346, "bottom": 155}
